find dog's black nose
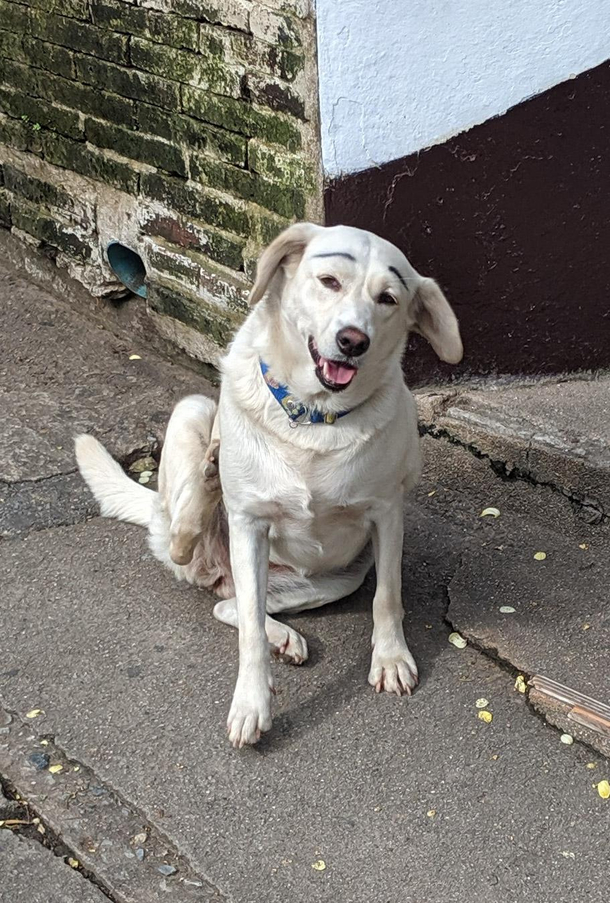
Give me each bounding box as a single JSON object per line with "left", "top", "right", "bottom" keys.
{"left": 335, "top": 327, "right": 370, "bottom": 357}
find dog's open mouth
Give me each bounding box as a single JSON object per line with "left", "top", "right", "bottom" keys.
{"left": 308, "top": 337, "right": 357, "bottom": 392}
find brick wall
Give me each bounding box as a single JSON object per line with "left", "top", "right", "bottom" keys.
{"left": 0, "top": 0, "right": 321, "bottom": 362}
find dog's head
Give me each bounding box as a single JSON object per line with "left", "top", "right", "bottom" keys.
{"left": 249, "top": 223, "right": 462, "bottom": 396}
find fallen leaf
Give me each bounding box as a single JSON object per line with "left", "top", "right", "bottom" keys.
{"left": 475, "top": 698, "right": 489, "bottom": 708}
{"left": 481, "top": 507, "right": 500, "bottom": 518}
{"left": 514, "top": 675, "right": 527, "bottom": 694}
{"left": 597, "top": 780, "right": 610, "bottom": 799}
{"left": 26, "top": 709, "right": 44, "bottom": 719}
{"left": 560, "top": 734, "right": 574, "bottom": 745}
{"left": 478, "top": 710, "right": 493, "bottom": 724}
{"left": 579, "top": 543, "right": 588, "bottom": 550}
{"left": 448, "top": 632, "right": 467, "bottom": 649}
{"left": 533, "top": 552, "right": 547, "bottom": 561}
{"left": 312, "top": 860, "right": 326, "bottom": 871}
{"left": 128, "top": 354, "right": 141, "bottom": 360}
{"left": 68, "top": 858, "right": 79, "bottom": 869}
{"left": 499, "top": 605, "right": 516, "bottom": 614}
{"left": 48, "top": 764, "right": 63, "bottom": 774}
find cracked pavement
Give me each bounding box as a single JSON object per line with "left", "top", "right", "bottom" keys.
{"left": 1, "top": 255, "right": 609, "bottom": 902}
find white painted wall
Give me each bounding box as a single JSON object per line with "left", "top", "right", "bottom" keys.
{"left": 316, "top": 0, "right": 610, "bottom": 177}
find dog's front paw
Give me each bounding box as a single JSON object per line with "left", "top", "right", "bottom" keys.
{"left": 368, "top": 643, "right": 419, "bottom": 696}
{"left": 227, "top": 680, "right": 273, "bottom": 748}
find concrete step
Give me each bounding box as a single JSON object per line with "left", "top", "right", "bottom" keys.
{"left": 417, "top": 377, "right": 610, "bottom": 525}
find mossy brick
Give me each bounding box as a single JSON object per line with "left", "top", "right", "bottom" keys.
{"left": 181, "top": 87, "right": 301, "bottom": 150}
{"left": 250, "top": 7, "right": 302, "bottom": 49}
{"left": 42, "top": 131, "right": 140, "bottom": 193}
{"left": 248, "top": 138, "right": 315, "bottom": 190}
{"left": 0, "top": 88, "right": 83, "bottom": 141}
{"left": 0, "top": 114, "right": 44, "bottom": 155}
{"left": 3, "top": 163, "right": 76, "bottom": 212}
{"left": 141, "top": 211, "right": 244, "bottom": 270}
{"left": 22, "top": 38, "right": 75, "bottom": 80}
{"left": 147, "top": 246, "right": 201, "bottom": 289}
{"left": 0, "top": 59, "right": 40, "bottom": 97}
{"left": 147, "top": 281, "right": 237, "bottom": 347}
{"left": 75, "top": 56, "right": 180, "bottom": 110}
{"left": 37, "top": 74, "right": 136, "bottom": 128}
{"left": 30, "top": 12, "right": 129, "bottom": 65}
{"left": 246, "top": 72, "right": 306, "bottom": 120}
{"left": 196, "top": 251, "right": 250, "bottom": 311}
{"left": 91, "top": 2, "right": 199, "bottom": 52}
{"left": 11, "top": 200, "right": 91, "bottom": 260}
{"left": 140, "top": 171, "right": 249, "bottom": 237}
{"left": 0, "top": 1, "right": 29, "bottom": 33}
{"left": 0, "top": 28, "right": 26, "bottom": 64}
{"left": 140, "top": 0, "right": 250, "bottom": 32}
{"left": 27, "top": 0, "right": 90, "bottom": 19}
{"left": 0, "top": 189, "right": 11, "bottom": 227}
{"left": 190, "top": 153, "right": 305, "bottom": 219}
{"left": 85, "top": 118, "right": 186, "bottom": 176}
{"left": 130, "top": 37, "right": 242, "bottom": 98}
{"left": 228, "top": 30, "right": 304, "bottom": 83}
{"left": 247, "top": 206, "right": 290, "bottom": 247}
{"left": 138, "top": 102, "right": 246, "bottom": 166}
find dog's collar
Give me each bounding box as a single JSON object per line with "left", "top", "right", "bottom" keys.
{"left": 260, "top": 361, "right": 352, "bottom": 426}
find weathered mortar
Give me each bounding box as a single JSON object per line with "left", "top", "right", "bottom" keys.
{"left": 0, "top": 0, "right": 322, "bottom": 362}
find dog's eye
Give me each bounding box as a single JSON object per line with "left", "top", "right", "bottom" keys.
{"left": 378, "top": 291, "right": 397, "bottom": 306}
{"left": 319, "top": 276, "right": 341, "bottom": 291}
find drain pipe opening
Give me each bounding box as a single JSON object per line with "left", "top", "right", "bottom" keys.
{"left": 106, "top": 242, "right": 147, "bottom": 298}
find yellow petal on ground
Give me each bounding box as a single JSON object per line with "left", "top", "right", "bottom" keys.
{"left": 48, "top": 764, "right": 63, "bottom": 774}
{"left": 312, "top": 860, "right": 326, "bottom": 871}
{"left": 515, "top": 675, "right": 527, "bottom": 694}
{"left": 40, "top": 739, "right": 49, "bottom": 746}
{"left": 448, "top": 632, "right": 467, "bottom": 649}
{"left": 582, "top": 623, "right": 591, "bottom": 631}
{"left": 427, "top": 809, "right": 436, "bottom": 818}
{"left": 499, "top": 606, "right": 516, "bottom": 613}
{"left": 560, "top": 734, "right": 574, "bottom": 745}
{"left": 579, "top": 543, "right": 588, "bottom": 550}
{"left": 597, "top": 781, "right": 610, "bottom": 799}
{"left": 475, "top": 698, "right": 489, "bottom": 708}
{"left": 533, "top": 552, "right": 547, "bottom": 561}
{"left": 68, "top": 858, "right": 79, "bottom": 869}
{"left": 481, "top": 507, "right": 500, "bottom": 518}
{"left": 478, "top": 710, "right": 493, "bottom": 724}
{"left": 428, "top": 490, "right": 436, "bottom": 497}
{"left": 128, "top": 354, "right": 141, "bottom": 360}
{"left": 26, "top": 709, "right": 44, "bottom": 719}
{"left": 586, "top": 763, "right": 597, "bottom": 770}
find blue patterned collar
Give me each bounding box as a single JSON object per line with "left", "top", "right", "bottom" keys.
{"left": 260, "top": 361, "right": 352, "bottom": 426}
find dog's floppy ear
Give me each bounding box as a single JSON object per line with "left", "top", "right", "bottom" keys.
{"left": 249, "top": 222, "right": 322, "bottom": 306}
{"left": 411, "top": 278, "right": 463, "bottom": 364}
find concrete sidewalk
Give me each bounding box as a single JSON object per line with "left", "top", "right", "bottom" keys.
{"left": 1, "top": 256, "right": 609, "bottom": 902}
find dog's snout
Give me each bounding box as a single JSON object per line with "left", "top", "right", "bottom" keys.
{"left": 335, "top": 327, "right": 370, "bottom": 357}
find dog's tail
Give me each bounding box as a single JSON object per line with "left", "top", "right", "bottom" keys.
{"left": 75, "top": 434, "right": 155, "bottom": 528}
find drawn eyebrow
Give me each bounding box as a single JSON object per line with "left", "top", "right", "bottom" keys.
{"left": 389, "top": 266, "right": 409, "bottom": 289}
{"left": 311, "top": 252, "right": 356, "bottom": 262}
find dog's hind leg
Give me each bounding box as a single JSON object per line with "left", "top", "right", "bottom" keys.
{"left": 212, "top": 550, "right": 372, "bottom": 664}
{"left": 213, "top": 598, "right": 308, "bottom": 665}
{"left": 158, "top": 395, "right": 222, "bottom": 566}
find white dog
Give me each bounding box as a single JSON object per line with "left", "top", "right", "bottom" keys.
{"left": 76, "top": 223, "right": 462, "bottom": 748}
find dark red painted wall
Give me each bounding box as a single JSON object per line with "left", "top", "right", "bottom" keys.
{"left": 325, "top": 60, "right": 610, "bottom": 387}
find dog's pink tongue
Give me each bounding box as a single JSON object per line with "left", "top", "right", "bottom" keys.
{"left": 321, "top": 358, "right": 356, "bottom": 385}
